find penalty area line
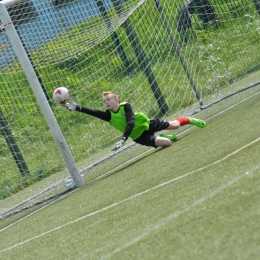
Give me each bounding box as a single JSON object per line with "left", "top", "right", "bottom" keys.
{"left": 101, "top": 161, "right": 260, "bottom": 260}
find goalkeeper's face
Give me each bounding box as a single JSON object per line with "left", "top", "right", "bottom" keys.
{"left": 103, "top": 94, "right": 119, "bottom": 111}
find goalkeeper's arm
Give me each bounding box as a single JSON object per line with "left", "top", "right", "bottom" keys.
{"left": 65, "top": 98, "right": 110, "bottom": 122}
{"left": 65, "top": 99, "right": 134, "bottom": 152}
{"left": 111, "top": 103, "right": 135, "bottom": 151}
{"left": 122, "top": 103, "right": 135, "bottom": 140}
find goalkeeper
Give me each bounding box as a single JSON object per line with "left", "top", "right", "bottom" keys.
{"left": 64, "top": 91, "right": 206, "bottom": 151}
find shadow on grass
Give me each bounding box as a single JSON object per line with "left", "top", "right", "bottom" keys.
{"left": 85, "top": 134, "right": 190, "bottom": 184}
{"left": 1, "top": 134, "right": 190, "bottom": 225}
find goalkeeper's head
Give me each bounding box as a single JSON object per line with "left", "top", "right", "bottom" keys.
{"left": 102, "top": 91, "right": 120, "bottom": 111}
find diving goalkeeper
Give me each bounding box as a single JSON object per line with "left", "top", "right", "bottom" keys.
{"left": 63, "top": 91, "right": 206, "bottom": 151}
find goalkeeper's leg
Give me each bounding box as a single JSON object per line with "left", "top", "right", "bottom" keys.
{"left": 155, "top": 135, "right": 173, "bottom": 147}
{"left": 166, "top": 117, "right": 206, "bottom": 129}
{"left": 159, "top": 133, "right": 177, "bottom": 142}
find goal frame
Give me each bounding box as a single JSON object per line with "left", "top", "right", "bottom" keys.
{"left": 0, "top": 0, "right": 84, "bottom": 187}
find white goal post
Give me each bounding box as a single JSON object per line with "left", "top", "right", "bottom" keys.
{"left": 1, "top": 0, "right": 260, "bottom": 205}
{"left": 0, "top": 0, "right": 84, "bottom": 187}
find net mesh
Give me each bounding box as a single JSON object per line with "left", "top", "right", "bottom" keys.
{"left": 1, "top": 0, "right": 260, "bottom": 216}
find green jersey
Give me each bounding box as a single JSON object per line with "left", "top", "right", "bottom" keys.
{"left": 109, "top": 103, "right": 150, "bottom": 140}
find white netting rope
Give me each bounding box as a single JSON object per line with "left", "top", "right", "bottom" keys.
{"left": 1, "top": 0, "right": 260, "bottom": 213}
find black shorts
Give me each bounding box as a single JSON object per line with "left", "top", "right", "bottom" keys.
{"left": 133, "top": 119, "right": 169, "bottom": 148}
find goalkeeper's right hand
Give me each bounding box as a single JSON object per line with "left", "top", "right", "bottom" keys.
{"left": 111, "top": 137, "right": 126, "bottom": 151}
{"left": 64, "top": 98, "right": 77, "bottom": 112}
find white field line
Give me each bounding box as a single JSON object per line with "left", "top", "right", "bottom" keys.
{"left": 203, "top": 89, "right": 260, "bottom": 121}
{"left": 0, "top": 148, "right": 155, "bottom": 233}
{"left": 1, "top": 89, "right": 259, "bottom": 230}
{"left": 100, "top": 164, "right": 259, "bottom": 260}
{"left": 0, "top": 136, "right": 259, "bottom": 254}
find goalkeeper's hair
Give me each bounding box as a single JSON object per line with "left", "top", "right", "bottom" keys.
{"left": 102, "top": 91, "right": 119, "bottom": 101}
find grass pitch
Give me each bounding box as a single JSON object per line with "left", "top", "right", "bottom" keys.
{"left": 0, "top": 87, "right": 260, "bottom": 260}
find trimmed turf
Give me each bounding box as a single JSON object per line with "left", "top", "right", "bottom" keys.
{"left": 0, "top": 89, "right": 259, "bottom": 260}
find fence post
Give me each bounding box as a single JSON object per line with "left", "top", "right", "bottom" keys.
{"left": 96, "top": 0, "right": 131, "bottom": 74}
{"left": 154, "top": 0, "right": 203, "bottom": 107}
{"left": 0, "top": 107, "right": 30, "bottom": 176}
{"left": 0, "top": 1, "right": 84, "bottom": 187}
{"left": 111, "top": 0, "right": 169, "bottom": 115}
{"left": 253, "top": 0, "right": 260, "bottom": 15}
{"left": 192, "top": 0, "right": 218, "bottom": 26}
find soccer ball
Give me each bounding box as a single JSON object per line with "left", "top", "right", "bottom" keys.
{"left": 53, "top": 87, "right": 71, "bottom": 104}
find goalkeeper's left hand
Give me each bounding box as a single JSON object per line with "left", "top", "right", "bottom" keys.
{"left": 111, "top": 137, "right": 126, "bottom": 151}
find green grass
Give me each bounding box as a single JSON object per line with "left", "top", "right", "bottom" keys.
{"left": 0, "top": 84, "right": 259, "bottom": 259}
{"left": 1, "top": 0, "right": 260, "bottom": 198}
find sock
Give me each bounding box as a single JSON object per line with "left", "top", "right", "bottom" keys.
{"left": 159, "top": 134, "right": 177, "bottom": 142}
{"left": 175, "top": 117, "right": 190, "bottom": 126}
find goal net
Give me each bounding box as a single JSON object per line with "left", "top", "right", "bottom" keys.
{"left": 1, "top": 0, "right": 260, "bottom": 216}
